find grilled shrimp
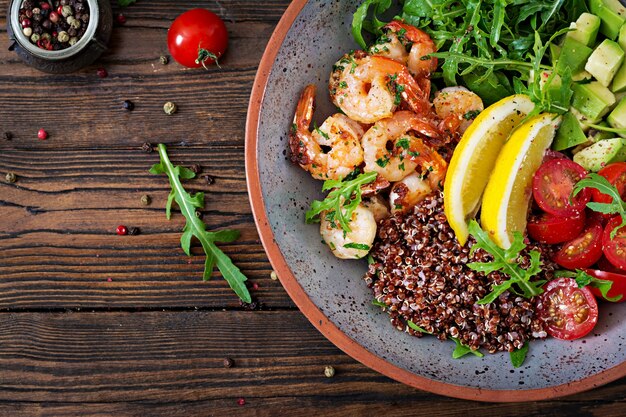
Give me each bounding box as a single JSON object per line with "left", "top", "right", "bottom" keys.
{"left": 361, "top": 111, "right": 448, "bottom": 183}
{"left": 320, "top": 205, "right": 376, "bottom": 259}
{"left": 389, "top": 172, "right": 432, "bottom": 214}
{"left": 370, "top": 20, "right": 438, "bottom": 79}
{"left": 329, "top": 51, "right": 431, "bottom": 124}
{"left": 362, "top": 194, "right": 391, "bottom": 223}
{"left": 434, "top": 86, "right": 484, "bottom": 134}
{"left": 289, "top": 84, "right": 365, "bottom": 180}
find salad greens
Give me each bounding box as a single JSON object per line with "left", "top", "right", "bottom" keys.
{"left": 573, "top": 173, "right": 626, "bottom": 239}
{"left": 407, "top": 320, "right": 484, "bottom": 358}
{"left": 556, "top": 269, "right": 622, "bottom": 302}
{"left": 150, "top": 144, "right": 251, "bottom": 303}
{"left": 351, "top": 0, "right": 587, "bottom": 105}
{"left": 509, "top": 342, "right": 529, "bottom": 368}
{"left": 305, "top": 172, "right": 378, "bottom": 234}
{"left": 467, "top": 220, "right": 545, "bottom": 304}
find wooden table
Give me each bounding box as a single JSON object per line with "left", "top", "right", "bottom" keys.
{"left": 0, "top": 1, "right": 624, "bottom": 415}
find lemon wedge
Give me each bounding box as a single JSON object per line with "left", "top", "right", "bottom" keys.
{"left": 481, "top": 113, "right": 562, "bottom": 248}
{"left": 444, "top": 95, "right": 535, "bottom": 246}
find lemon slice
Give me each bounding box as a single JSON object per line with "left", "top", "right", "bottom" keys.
{"left": 481, "top": 113, "right": 562, "bottom": 248}
{"left": 444, "top": 95, "right": 535, "bottom": 246}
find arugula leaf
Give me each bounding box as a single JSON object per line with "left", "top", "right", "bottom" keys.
{"left": 117, "top": 0, "right": 136, "bottom": 6}
{"left": 467, "top": 220, "right": 545, "bottom": 304}
{"left": 407, "top": 320, "right": 431, "bottom": 334}
{"left": 510, "top": 342, "right": 529, "bottom": 368}
{"left": 372, "top": 299, "right": 387, "bottom": 308}
{"left": 572, "top": 173, "right": 626, "bottom": 239}
{"left": 451, "top": 337, "right": 484, "bottom": 359}
{"left": 556, "top": 270, "right": 622, "bottom": 302}
{"left": 306, "top": 172, "right": 377, "bottom": 233}
{"left": 150, "top": 144, "right": 251, "bottom": 303}
{"left": 351, "top": 0, "right": 392, "bottom": 49}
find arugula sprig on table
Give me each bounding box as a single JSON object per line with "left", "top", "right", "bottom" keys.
{"left": 572, "top": 174, "right": 626, "bottom": 239}
{"left": 555, "top": 270, "right": 622, "bottom": 302}
{"left": 117, "top": 0, "right": 136, "bottom": 6}
{"left": 149, "top": 144, "right": 251, "bottom": 303}
{"left": 467, "top": 220, "right": 545, "bottom": 304}
{"left": 305, "top": 172, "right": 377, "bottom": 233}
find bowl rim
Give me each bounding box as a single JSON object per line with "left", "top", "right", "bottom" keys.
{"left": 244, "top": 0, "right": 626, "bottom": 402}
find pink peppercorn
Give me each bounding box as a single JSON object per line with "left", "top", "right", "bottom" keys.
{"left": 116, "top": 13, "right": 126, "bottom": 24}
{"left": 37, "top": 129, "right": 48, "bottom": 140}
{"left": 116, "top": 225, "right": 128, "bottom": 235}
{"left": 252, "top": 282, "right": 259, "bottom": 290}
{"left": 96, "top": 67, "right": 108, "bottom": 78}
{"left": 237, "top": 398, "right": 245, "bottom": 406}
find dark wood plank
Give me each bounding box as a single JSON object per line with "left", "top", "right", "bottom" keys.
{"left": 0, "top": 146, "right": 293, "bottom": 309}
{"left": 0, "top": 311, "right": 624, "bottom": 416}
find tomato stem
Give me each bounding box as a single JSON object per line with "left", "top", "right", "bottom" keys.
{"left": 196, "top": 48, "right": 221, "bottom": 70}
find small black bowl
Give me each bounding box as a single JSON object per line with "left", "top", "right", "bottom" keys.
{"left": 7, "top": 0, "right": 112, "bottom": 74}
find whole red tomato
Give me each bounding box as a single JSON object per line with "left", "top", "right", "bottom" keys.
{"left": 167, "top": 9, "right": 228, "bottom": 68}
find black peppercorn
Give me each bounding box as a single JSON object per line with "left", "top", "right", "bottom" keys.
{"left": 128, "top": 227, "right": 140, "bottom": 236}
{"left": 223, "top": 357, "right": 234, "bottom": 368}
{"left": 140, "top": 195, "right": 151, "bottom": 206}
{"left": 190, "top": 164, "right": 202, "bottom": 174}
{"left": 159, "top": 55, "right": 169, "bottom": 65}
{"left": 204, "top": 175, "right": 215, "bottom": 185}
{"left": 41, "top": 19, "right": 51, "bottom": 29}
{"left": 3, "top": 132, "right": 13, "bottom": 141}
{"left": 141, "top": 142, "right": 153, "bottom": 153}
{"left": 122, "top": 100, "right": 135, "bottom": 111}
{"left": 195, "top": 210, "right": 204, "bottom": 220}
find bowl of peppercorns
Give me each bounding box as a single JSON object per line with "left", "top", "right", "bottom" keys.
{"left": 7, "top": 0, "right": 112, "bottom": 73}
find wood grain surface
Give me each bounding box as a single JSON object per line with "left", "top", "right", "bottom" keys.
{"left": 0, "top": 0, "right": 624, "bottom": 415}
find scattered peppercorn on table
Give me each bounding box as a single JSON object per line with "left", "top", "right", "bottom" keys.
{"left": 0, "top": 1, "right": 624, "bottom": 415}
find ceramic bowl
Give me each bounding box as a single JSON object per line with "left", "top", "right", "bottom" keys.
{"left": 245, "top": 0, "right": 626, "bottom": 401}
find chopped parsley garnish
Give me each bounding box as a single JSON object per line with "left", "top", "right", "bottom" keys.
{"left": 376, "top": 156, "right": 390, "bottom": 168}
{"left": 344, "top": 242, "right": 371, "bottom": 251}
{"left": 463, "top": 109, "right": 481, "bottom": 120}
{"left": 396, "top": 137, "right": 410, "bottom": 149}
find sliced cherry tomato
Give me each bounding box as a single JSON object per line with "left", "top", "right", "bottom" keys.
{"left": 536, "top": 277, "right": 598, "bottom": 340}
{"left": 591, "top": 162, "right": 626, "bottom": 206}
{"left": 597, "top": 256, "right": 623, "bottom": 274}
{"left": 583, "top": 268, "right": 626, "bottom": 303}
{"left": 602, "top": 216, "right": 626, "bottom": 271}
{"left": 532, "top": 158, "right": 591, "bottom": 216}
{"left": 527, "top": 212, "right": 586, "bottom": 244}
{"left": 553, "top": 220, "right": 603, "bottom": 269}
{"left": 167, "top": 9, "right": 228, "bottom": 68}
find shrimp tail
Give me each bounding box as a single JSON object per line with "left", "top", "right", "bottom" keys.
{"left": 289, "top": 85, "right": 316, "bottom": 165}
{"left": 406, "top": 139, "right": 448, "bottom": 190}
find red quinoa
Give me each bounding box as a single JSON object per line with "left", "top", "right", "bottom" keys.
{"left": 364, "top": 191, "right": 558, "bottom": 353}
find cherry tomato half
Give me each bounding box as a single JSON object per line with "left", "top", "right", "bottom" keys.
{"left": 527, "top": 212, "right": 586, "bottom": 244}
{"left": 167, "top": 9, "right": 228, "bottom": 68}
{"left": 536, "top": 277, "right": 598, "bottom": 340}
{"left": 543, "top": 150, "right": 568, "bottom": 162}
{"left": 592, "top": 162, "right": 626, "bottom": 207}
{"left": 583, "top": 268, "right": 626, "bottom": 303}
{"left": 553, "top": 220, "right": 604, "bottom": 269}
{"left": 532, "top": 158, "right": 590, "bottom": 216}
{"left": 602, "top": 216, "right": 626, "bottom": 271}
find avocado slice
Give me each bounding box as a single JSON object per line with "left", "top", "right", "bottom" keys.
{"left": 612, "top": 58, "right": 626, "bottom": 93}
{"left": 556, "top": 37, "right": 593, "bottom": 76}
{"left": 589, "top": 0, "right": 626, "bottom": 39}
{"left": 553, "top": 111, "right": 589, "bottom": 151}
{"left": 573, "top": 70, "right": 593, "bottom": 82}
{"left": 607, "top": 97, "right": 626, "bottom": 137}
{"left": 572, "top": 81, "right": 617, "bottom": 122}
{"left": 585, "top": 39, "right": 625, "bottom": 87}
{"left": 619, "top": 23, "right": 626, "bottom": 51}
{"left": 573, "top": 137, "right": 626, "bottom": 171}
{"left": 567, "top": 13, "right": 602, "bottom": 46}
